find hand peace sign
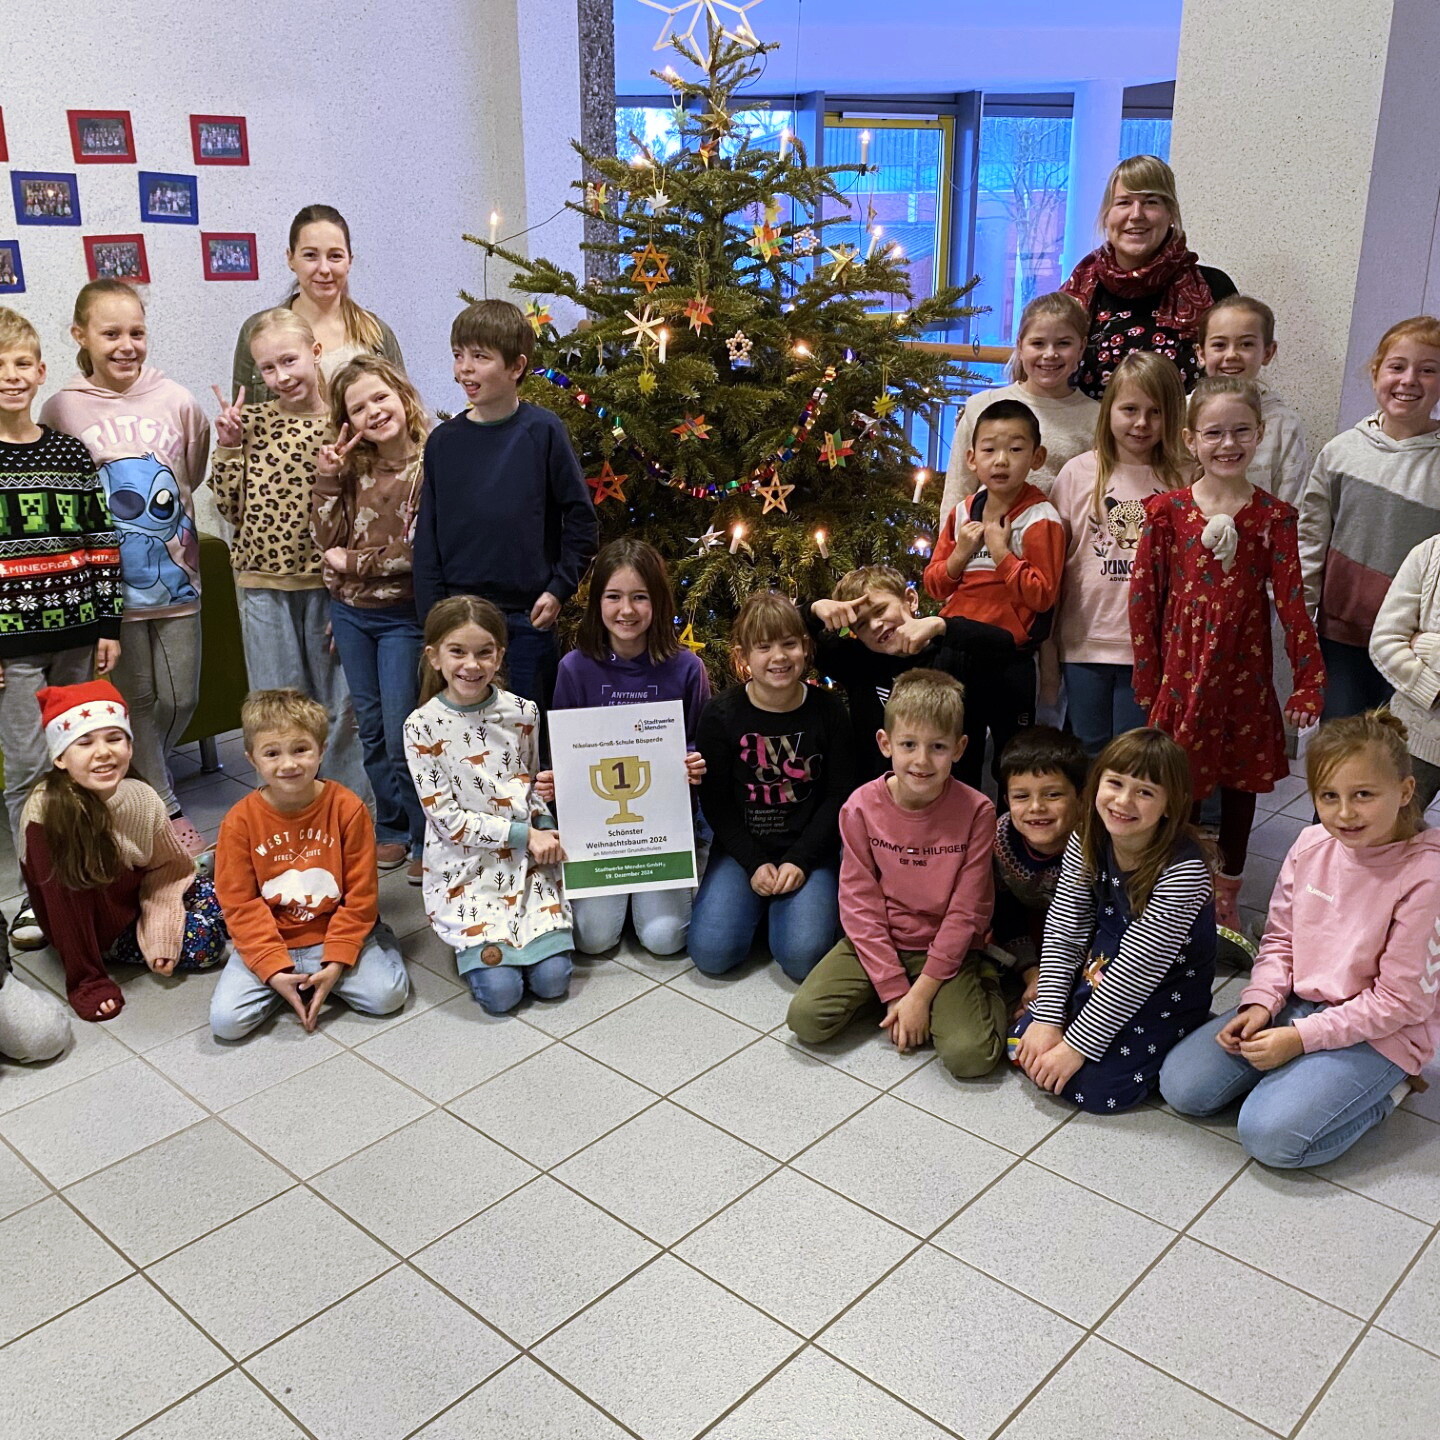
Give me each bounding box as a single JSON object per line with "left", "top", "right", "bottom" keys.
{"left": 316, "top": 422, "right": 363, "bottom": 479}
{"left": 211, "top": 385, "right": 245, "bottom": 448}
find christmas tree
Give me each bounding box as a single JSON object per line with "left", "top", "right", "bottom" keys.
{"left": 469, "top": 20, "right": 983, "bottom": 662}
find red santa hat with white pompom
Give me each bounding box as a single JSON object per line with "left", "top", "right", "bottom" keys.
{"left": 37, "top": 680, "right": 132, "bottom": 762}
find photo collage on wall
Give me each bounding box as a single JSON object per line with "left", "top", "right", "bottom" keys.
{"left": 0, "top": 105, "right": 254, "bottom": 293}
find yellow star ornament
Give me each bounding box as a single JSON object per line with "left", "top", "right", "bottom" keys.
{"left": 677, "top": 620, "right": 705, "bottom": 654}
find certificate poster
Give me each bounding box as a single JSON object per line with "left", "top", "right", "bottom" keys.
{"left": 548, "top": 700, "right": 697, "bottom": 899}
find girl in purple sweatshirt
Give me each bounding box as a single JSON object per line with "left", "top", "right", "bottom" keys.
{"left": 1162, "top": 711, "right": 1440, "bottom": 1167}
{"left": 536, "top": 540, "right": 709, "bottom": 956}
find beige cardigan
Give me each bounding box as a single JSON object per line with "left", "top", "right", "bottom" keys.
{"left": 1370, "top": 535, "right": 1440, "bottom": 768}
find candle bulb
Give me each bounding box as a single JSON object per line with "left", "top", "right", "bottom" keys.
{"left": 912, "top": 468, "right": 929, "bottom": 504}
{"left": 778, "top": 126, "right": 790, "bottom": 162}
{"left": 814, "top": 529, "right": 829, "bottom": 559}
{"left": 866, "top": 225, "right": 883, "bottom": 260}
{"left": 657, "top": 327, "right": 669, "bottom": 365}
{"left": 859, "top": 129, "right": 871, "bottom": 168}
{"left": 488, "top": 210, "right": 499, "bottom": 245}
{"left": 729, "top": 523, "right": 745, "bottom": 554}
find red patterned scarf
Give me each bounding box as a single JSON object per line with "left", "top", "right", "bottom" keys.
{"left": 1062, "top": 229, "right": 1217, "bottom": 334}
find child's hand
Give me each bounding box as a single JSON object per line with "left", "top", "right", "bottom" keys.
{"left": 316, "top": 423, "right": 362, "bottom": 478}
{"left": 880, "top": 989, "right": 932, "bottom": 1052}
{"left": 528, "top": 827, "right": 565, "bottom": 865}
{"left": 892, "top": 616, "right": 945, "bottom": 655}
{"left": 983, "top": 514, "right": 1012, "bottom": 561}
{"left": 530, "top": 591, "right": 561, "bottom": 630}
{"left": 684, "top": 750, "right": 706, "bottom": 785}
{"left": 771, "top": 862, "right": 806, "bottom": 895}
{"left": 210, "top": 384, "right": 245, "bottom": 448}
{"left": 1283, "top": 703, "right": 1319, "bottom": 729}
{"left": 95, "top": 639, "right": 121, "bottom": 676}
{"left": 954, "top": 519, "right": 986, "bottom": 560}
{"left": 1238, "top": 1024, "right": 1304, "bottom": 1072}
{"left": 302, "top": 962, "right": 345, "bottom": 1029}
{"left": 1013, "top": 1019, "right": 1064, "bottom": 1077}
{"left": 322, "top": 547, "right": 350, "bottom": 574}
{"left": 1011, "top": 964, "right": 1040, "bottom": 1020}
{"left": 534, "top": 770, "right": 556, "bottom": 804}
{"left": 1216, "top": 1004, "right": 1271, "bottom": 1054}
{"left": 148, "top": 954, "right": 178, "bottom": 977}
{"left": 269, "top": 969, "right": 316, "bottom": 1029}
{"left": 811, "top": 598, "right": 859, "bottom": 631}
{"left": 750, "top": 863, "right": 779, "bottom": 896}
{"left": 1029, "top": 1037, "right": 1085, "bottom": 1093}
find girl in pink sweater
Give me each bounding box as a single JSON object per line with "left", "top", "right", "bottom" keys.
{"left": 1161, "top": 711, "right": 1440, "bottom": 1167}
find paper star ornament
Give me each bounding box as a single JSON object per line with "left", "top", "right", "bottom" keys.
{"left": 683, "top": 295, "right": 715, "bottom": 333}
{"left": 825, "top": 243, "right": 859, "bottom": 278}
{"left": 820, "top": 430, "right": 855, "bottom": 468}
{"left": 755, "top": 474, "right": 795, "bottom": 513}
{"left": 637, "top": 369, "right": 658, "bottom": 395}
{"left": 688, "top": 525, "right": 724, "bottom": 555}
{"left": 523, "top": 299, "right": 552, "bottom": 335}
{"left": 648, "top": 189, "right": 671, "bottom": 215}
{"left": 872, "top": 391, "right": 898, "bottom": 418}
{"left": 749, "top": 223, "right": 782, "bottom": 261}
{"left": 587, "top": 461, "right": 629, "bottom": 504}
{"left": 630, "top": 241, "right": 672, "bottom": 293}
{"left": 763, "top": 197, "right": 782, "bottom": 225}
{"left": 672, "top": 413, "right": 713, "bottom": 443}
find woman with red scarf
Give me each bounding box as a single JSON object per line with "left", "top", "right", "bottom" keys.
{"left": 1063, "top": 155, "right": 1237, "bottom": 399}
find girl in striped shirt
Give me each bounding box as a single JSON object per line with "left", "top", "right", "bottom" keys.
{"left": 1010, "top": 727, "right": 1216, "bottom": 1112}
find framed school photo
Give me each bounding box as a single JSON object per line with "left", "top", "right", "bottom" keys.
{"left": 11, "top": 172, "right": 81, "bottom": 226}
{"left": 201, "top": 231, "right": 257, "bottom": 281}
{"left": 190, "top": 114, "right": 249, "bottom": 166}
{"left": 139, "top": 171, "right": 198, "bottom": 225}
{"left": 0, "top": 241, "right": 25, "bottom": 294}
{"left": 84, "top": 234, "right": 150, "bottom": 284}
{"left": 68, "top": 109, "right": 136, "bottom": 164}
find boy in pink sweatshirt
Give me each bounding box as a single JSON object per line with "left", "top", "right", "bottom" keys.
{"left": 1162, "top": 711, "right": 1440, "bottom": 1168}
{"left": 786, "top": 668, "right": 1007, "bottom": 1077}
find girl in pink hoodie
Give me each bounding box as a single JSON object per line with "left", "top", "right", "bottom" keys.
{"left": 1161, "top": 711, "right": 1440, "bottom": 1167}
{"left": 39, "top": 281, "right": 209, "bottom": 855}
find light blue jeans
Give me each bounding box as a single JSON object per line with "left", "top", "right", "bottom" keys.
{"left": 1063, "top": 661, "right": 1147, "bottom": 758}
{"left": 465, "top": 952, "right": 573, "bottom": 1014}
{"left": 688, "top": 851, "right": 839, "bottom": 982}
{"left": 1159, "top": 998, "right": 1406, "bottom": 1168}
{"left": 209, "top": 922, "right": 409, "bottom": 1039}
{"left": 572, "top": 889, "right": 693, "bottom": 957}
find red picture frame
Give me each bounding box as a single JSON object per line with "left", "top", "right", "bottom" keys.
{"left": 84, "top": 233, "right": 150, "bottom": 284}
{"left": 201, "top": 231, "right": 257, "bottom": 281}
{"left": 190, "top": 114, "right": 249, "bottom": 166}
{"left": 0, "top": 109, "right": 8, "bottom": 165}
{"left": 68, "top": 110, "right": 136, "bottom": 164}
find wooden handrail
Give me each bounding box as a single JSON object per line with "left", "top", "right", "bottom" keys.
{"left": 904, "top": 341, "right": 1013, "bottom": 365}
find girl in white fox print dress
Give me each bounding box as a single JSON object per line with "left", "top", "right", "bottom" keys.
{"left": 404, "top": 596, "right": 572, "bottom": 1014}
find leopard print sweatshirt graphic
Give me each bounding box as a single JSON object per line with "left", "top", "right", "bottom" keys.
{"left": 209, "top": 402, "right": 327, "bottom": 588}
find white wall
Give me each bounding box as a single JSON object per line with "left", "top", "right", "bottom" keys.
{"left": 1, "top": 0, "right": 584, "bottom": 455}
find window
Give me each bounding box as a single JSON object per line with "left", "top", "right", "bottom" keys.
{"left": 1120, "top": 116, "right": 1172, "bottom": 162}
{"left": 615, "top": 105, "right": 795, "bottom": 164}
{"left": 972, "top": 110, "right": 1072, "bottom": 347}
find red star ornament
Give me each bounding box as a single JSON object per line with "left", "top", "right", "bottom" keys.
{"left": 820, "top": 431, "right": 855, "bottom": 468}
{"left": 587, "top": 461, "right": 629, "bottom": 504}
{"left": 749, "top": 222, "right": 781, "bottom": 261}
{"left": 683, "top": 295, "right": 715, "bottom": 334}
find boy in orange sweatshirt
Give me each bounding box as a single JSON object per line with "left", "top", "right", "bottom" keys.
{"left": 924, "top": 398, "right": 1064, "bottom": 786}
{"left": 209, "top": 689, "right": 409, "bottom": 1039}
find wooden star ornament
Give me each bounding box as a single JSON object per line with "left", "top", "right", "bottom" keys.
{"left": 756, "top": 474, "right": 795, "bottom": 513}
{"left": 630, "top": 241, "right": 672, "bottom": 293}
{"left": 677, "top": 619, "right": 706, "bottom": 654}
{"left": 587, "top": 461, "right": 629, "bottom": 504}
{"left": 621, "top": 304, "right": 663, "bottom": 350}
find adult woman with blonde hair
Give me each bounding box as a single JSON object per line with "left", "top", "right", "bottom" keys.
{"left": 1062, "top": 154, "right": 1237, "bottom": 397}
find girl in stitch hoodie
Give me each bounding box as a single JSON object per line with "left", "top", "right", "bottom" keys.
{"left": 39, "top": 281, "right": 209, "bottom": 853}
{"left": 1162, "top": 711, "right": 1440, "bottom": 1168}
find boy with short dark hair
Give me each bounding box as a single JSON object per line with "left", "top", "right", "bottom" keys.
{"left": 412, "top": 299, "right": 598, "bottom": 705}
{"left": 786, "top": 669, "right": 1006, "bottom": 1077}
{"left": 210, "top": 688, "right": 409, "bottom": 1038}
{"left": 809, "top": 563, "right": 1015, "bottom": 783}
{"left": 924, "top": 398, "right": 1064, "bottom": 786}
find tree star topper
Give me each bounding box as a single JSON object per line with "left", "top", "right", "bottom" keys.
{"left": 630, "top": 240, "right": 672, "bottom": 293}
{"left": 755, "top": 474, "right": 794, "bottom": 513}
{"left": 672, "top": 413, "right": 712, "bottom": 442}
{"left": 683, "top": 295, "right": 715, "bottom": 334}
{"left": 587, "top": 461, "right": 629, "bottom": 504}
{"left": 634, "top": 0, "right": 765, "bottom": 67}
{"left": 821, "top": 430, "right": 855, "bottom": 468}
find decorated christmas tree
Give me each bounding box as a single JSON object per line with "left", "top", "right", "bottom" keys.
{"left": 469, "top": 19, "right": 982, "bottom": 661}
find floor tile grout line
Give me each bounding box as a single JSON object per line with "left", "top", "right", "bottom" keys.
{"left": 113, "top": 1363, "right": 327, "bottom": 1440}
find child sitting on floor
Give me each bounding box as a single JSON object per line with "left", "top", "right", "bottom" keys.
{"left": 787, "top": 670, "right": 1005, "bottom": 1077}
{"left": 210, "top": 689, "right": 409, "bottom": 1038}
{"left": 20, "top": 681, "right": 227, "bottom": 1022}
{"left": 1162, "top": 711, "right": 1440, "bottom": 1168}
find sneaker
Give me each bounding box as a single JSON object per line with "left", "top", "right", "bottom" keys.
{"left": 1389, "top": 1077, "right": 1414, "bottom": 1109}
{"left": 376, "top": 842, "right": 408, "bottom": 870}
{"left": 7, "top": 906, "right": 46, "bottom": 952}
{"left": 169, "top": 814, "right": 208, "bottom": 857}
{"left": 407, "top": 856, "right": 424, "bottom": 886}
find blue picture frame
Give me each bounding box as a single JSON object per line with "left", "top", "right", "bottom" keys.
{"left": 11, "top": 171, "right": 81, "bottom": 226}
{"left": 0, "top": 240, "right": 24, "bottom": 294}
{"left": 139, "top": 171, "right": 198, "bottom": 225}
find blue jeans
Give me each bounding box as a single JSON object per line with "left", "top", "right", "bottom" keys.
{"left": 501, "top": 610, "right": 559, "bottom": 711}
{"left": 1320, "top": 636, "right": 1391, "bottom": 722}
{"left": 465, "top": 952, "right": 573, "bottom": 1014}
{"left": 1159, "top": 999, "right": 1406, "bottom": 1168}
{"left": 209, "top": 922, "right": 409, "bottom": 1040}
{"left": 1064, "top": 662, "right": 1147, "bottom": 757}
{"left": 688, "top": 851, "right": 839, "bottom": 982}
{"left": 329, "top": 599, "right": 426, "bottom": 851}
{"left": 573, "top": 889, "right": 693, "bottom": 956}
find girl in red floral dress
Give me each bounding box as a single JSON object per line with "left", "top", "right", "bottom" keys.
{"left": 1129, "top": 376, "right": 1324, "bottom": 929}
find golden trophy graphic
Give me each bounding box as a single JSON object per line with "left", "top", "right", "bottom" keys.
{"left": 590, "top": 754, "right": 652, "bottom": 825}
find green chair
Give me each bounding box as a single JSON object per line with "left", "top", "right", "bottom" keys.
{"left": 179, "top": 533, "right": 250, "bottom": 771}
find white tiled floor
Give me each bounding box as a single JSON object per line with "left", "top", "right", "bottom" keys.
{"left": 3, "top": 747, "right": 1440, "bottom": 1438}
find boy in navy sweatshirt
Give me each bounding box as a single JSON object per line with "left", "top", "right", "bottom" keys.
{"left": 412, "top": 300, "right": 597, "bottom": 706}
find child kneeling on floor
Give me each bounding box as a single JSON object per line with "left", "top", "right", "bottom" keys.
{"left": 405, "top": 596, "right": 573, "bottom": 1014}
{"left": 20, "top": 682, "right": 227, "bottom": 1023}
{"left": 1161, "top": 711, "right": 1440, "bottom": 1167}
{"left": 787, "top": 670, "right": 1007, "bottom": 1076}
{"left": 210, "top": 688, "right": 409, "bottom": 1038}
{"left": 1011, "top": 728, "right": 1216, "bottom": 1112}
